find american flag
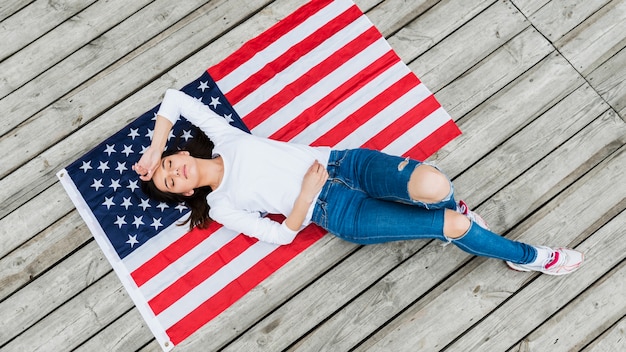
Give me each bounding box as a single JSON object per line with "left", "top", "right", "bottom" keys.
{"left": 57, "top": 0, "right": 460, "bottom": 350}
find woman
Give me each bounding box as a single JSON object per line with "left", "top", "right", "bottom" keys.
{"left": 133, "top": 89, "right": 583, "bottom": 275}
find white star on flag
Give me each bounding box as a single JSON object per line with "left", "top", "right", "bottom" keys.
{"left": 90, "top": 178, "right": 103, "bottom": 191}
{"left": 80, "top": 161, "right": 92, "bottom": 172}
{"left": 126, "top": 234, "right": 139, "bottom": 248}
{"left": 198, "top": 81, "right": 209, "bottom": 92}
{"left": 209, "top": 96, "right": 221, "bottom": 108}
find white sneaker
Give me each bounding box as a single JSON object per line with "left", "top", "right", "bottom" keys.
{"left": 457, "top": 200, "right": 490, "bottom": 230}
{"left": 506, "top": 246, "right": 584, "bottom": 276}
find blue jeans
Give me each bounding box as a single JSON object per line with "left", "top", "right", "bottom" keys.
{"left": 311, "top": 149, "right": 537, "bottom": 264}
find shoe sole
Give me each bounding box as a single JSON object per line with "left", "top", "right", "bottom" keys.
{"left": 505, "top": 252, "right": 584, "bottom": 276}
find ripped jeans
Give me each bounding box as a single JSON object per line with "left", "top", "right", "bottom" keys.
{"left": 311, "top": 149, "right": 537, "bottom": 264}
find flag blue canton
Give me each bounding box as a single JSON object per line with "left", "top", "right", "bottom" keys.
{"left": 65, "top": 72, "right": 249, "bottom": 259}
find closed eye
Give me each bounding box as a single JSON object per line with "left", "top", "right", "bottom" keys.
{"left": 161, "top": 158, "right": 168, "bottom": 189}
{"left": 169, "top": 160, "right": 174, "bottom": 187}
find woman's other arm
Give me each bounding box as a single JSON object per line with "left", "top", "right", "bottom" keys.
{"left": 211, "top": 160, "right": 328, "bottom": 245}
{"left": 284, "top": 160, "right": 328, "bottom": 232}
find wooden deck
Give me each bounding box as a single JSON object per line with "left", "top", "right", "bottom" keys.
{"left": 1, "top": 0, "right": 625, "bottom": 351}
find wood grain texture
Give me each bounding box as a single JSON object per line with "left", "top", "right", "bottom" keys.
{"left": 2, "top": 0, "right": 625, "bottom": 350}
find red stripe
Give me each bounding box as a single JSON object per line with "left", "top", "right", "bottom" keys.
{"left": 148, "top": 235, "right": 257, "bottom": 315}
{"left": 310, "top": 72, "right": 419, "bottom": 147}
{"left": 131, "top": 221, "right": 224, "bottom": 287}
{"left": 208, "top": 0, "right": 334, "bottom": 81}
{"left": 269, "top": 50, "right": 400, "bottom": 142}
{"left": 166, "top": 221, "right": 327, "bottom": 345}
{"left": 402, "top": 119, "right": 462, "bottom": 160}
{"left": 226, "top": 5, "right": 363, "bottom": 106}
{"left": 242, "top": 26, "right": 382, "bottom": 131}
{"left": 361, "top": 94, "right": 441, "bottom": 151}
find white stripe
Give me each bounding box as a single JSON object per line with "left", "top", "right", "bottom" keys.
{"left": 157, "top": 240, "right": 279, "bottom": 329}
{"left": 122, "top": 213, "right": 190, "bottom": 272}
{"left": 382, "top": 107, "right": 452, "bottom": 156}
{"left": 233, "top": 16, "right": 374, "bottom": 118}
{"left": 289, "top": 61, "right": 410, "bottom": 145}
{"left": 333, "top": 83, "right": 433, "bottom": 150}
{"left": 216, "top": 0, "right": 354, "bottom": 93}
{"left": 138, "top": 226, "right": 239, "bottom": 300}
{"left": 249, "top": 36, "right": 391, "bottom": 138}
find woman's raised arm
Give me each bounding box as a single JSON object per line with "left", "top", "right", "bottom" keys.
{"left": 132, "top": 115, "right": 173, "bottom": 181}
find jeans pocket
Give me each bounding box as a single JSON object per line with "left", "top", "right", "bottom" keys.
{"left": 312, "top": 200, "right": 328, "bottom": 229}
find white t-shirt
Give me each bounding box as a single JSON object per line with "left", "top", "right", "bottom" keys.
{"left": 157, "top": 89, "right": 331, "bottom": 244}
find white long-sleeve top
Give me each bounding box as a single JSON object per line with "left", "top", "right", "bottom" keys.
{"left": 157, "top": 89, "right": 331, "bottom": 245}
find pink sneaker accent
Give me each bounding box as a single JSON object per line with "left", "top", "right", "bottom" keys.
{"left": 544, "top": 251, "right": 560, "bottom": 270}
{"left": 456, "top": 200, "right": 490, "bottom": 230}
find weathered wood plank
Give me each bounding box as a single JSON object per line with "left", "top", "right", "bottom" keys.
{"left": 509, "top": 262, "right": 626, "bottom": 352}
{"left": 388, "top": 0, "right": 497, "bottom": 64}
{"left": 223, "top": 240, "right": 432, "bottom": 352}
{"left": 0, "top": 0, "right": 212, "bottom": 138}
{"left": 446, "top": 210, "right": 626, "bottom": 352}
{"left": 0, "top": 0, "right": 95, "bottom": 60}
{"left": 588, "top": 47, "right": 626, "bottom": 115}
{"left": 138, "top": 340, "right": 161, "bottom": 352}
{"left": 2, "top": 271, "right": 129, "bottom": 352}
{"left": 529, "top": 0, "right": 611, "bottom": 42}
{"left": 285, "top": 240, "right": 473, "bottom": 352}
{"left": 74, "top": 308, "right": 154, "bottom": 352}
{"left": 410, "top": 0, "right": 529, "bottom": 93}
{"left": 0, "top": 0, "right": 152, "bottom": 99}
{"left": 481, "top": 109, "right": 626, "bottom": 232}
{"left": 556, "top": 0, "right": 626, "bottom": 75}
{"left": 0, "top": 184, "right": 73, "bottom": 257}
{"left": 453, "top": 83, "right": 608, "bottom": 207}
{"left": 510, "top": 0, "right": 550, "bottom": 17}
{"left": 0, "top": 240, "right": 110, "bottom": 346}
{"left": 366, "top": 0, "right": 440, "bottom": 37}
{"left": 430, "top": 26, "right": 555, "bottom": 119}
{"left": 0, "top": 0, "right": 33, "bottom": 22}
{"left": 432, "top": 50, "right": 582, "bottom": 176}
{"left": 582, "top": 317, "right": 626, "bottom": 352}
{"left": 357, "top": 145, "right": 626, "bottom": 350}
{"left": 0, "top": 211, "right": 90, "bottom": 302}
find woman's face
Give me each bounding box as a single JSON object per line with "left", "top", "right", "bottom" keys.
{"left": 152, "top": 151, "right": 199, "bottom": 196}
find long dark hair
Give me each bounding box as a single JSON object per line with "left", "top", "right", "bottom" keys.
{"left": 140, "top": 128, "right": 215, "bottom": 229}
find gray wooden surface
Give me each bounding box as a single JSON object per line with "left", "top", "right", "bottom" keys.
{"left": 1, "top": 0, "right": 624, "bottom": 351}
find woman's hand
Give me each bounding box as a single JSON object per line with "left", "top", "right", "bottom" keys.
{"left": 285, "top": 160, "right": 329, "bottom": 232}
{"left": 133, "top": 146, "right": 161, "bottom": 181}
{"left": 300, "top": 160, "right": 329, "bottom": 203}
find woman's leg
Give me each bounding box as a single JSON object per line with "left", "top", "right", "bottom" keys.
{"left": 314, "top": 149, "right": 583, "bottom": 274}
{"left": 315, "top": 149, "right": 537, "bottom": 263}
{"left": 443, "top": 209, "right": 536, "bottom": 263}
{"left": 408, "top": 164, "right": 537, "bottom": 263}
